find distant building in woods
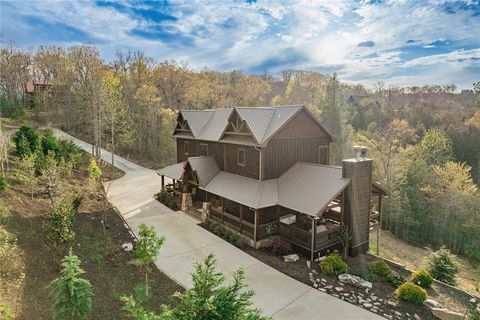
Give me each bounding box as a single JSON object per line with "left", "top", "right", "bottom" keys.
{"left": 158, "top": 105, "right": 387, "bottom": 260}
{"left": 25, "top": 80, "right": 68, "bottom": 108}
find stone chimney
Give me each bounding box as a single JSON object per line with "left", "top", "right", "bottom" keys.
{"left": 342, "top": 146, "right": 372, "bottom": 256}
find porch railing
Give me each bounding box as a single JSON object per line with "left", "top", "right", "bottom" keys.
{"left": 278, "top": 222, "right": 341, "bottom": 251}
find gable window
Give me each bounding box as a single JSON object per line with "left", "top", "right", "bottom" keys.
{"left": 199, "top": 143, "right": 209, "bottom": 156}
{"left": 237, "top": 148, "right": 245, "bottom": 167}
{"left": 184, "top": 141, "right": 190, "bottom": 155}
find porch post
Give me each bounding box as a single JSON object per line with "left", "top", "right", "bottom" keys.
{"left": 239, "top": 205, "right": 243, "bottom": 234}
{"left": 311, "top": 216, "right": 316, "bottom": 262}
{"left": 221, "top": 197, "right": 224, "bottom": 224}
{"left": 254, "top": 209, "right": 258, "bottom": 247}
{"left": 161, "top": 175, "right": 165, "bottom": 190}
{"left": 276, "top": 206, "right": 280, "bottom": 223}
{"left": 377, "top": 195, "right": 383, "bottom": 255}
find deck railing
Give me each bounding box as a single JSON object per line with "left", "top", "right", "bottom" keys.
{"left": 278, "top": 222, "right": 341, "bottom": 251}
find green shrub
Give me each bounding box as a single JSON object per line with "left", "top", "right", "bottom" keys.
{"left": 387, "top": 273, "right": 407, "bottom": 288}
{"left": 368, "top": 260, "right": 391, "bottom": 277}
{"left": 354, "top": 269, "right": 377, "bottom": 282}
{"left": 40, "top": 129, "right": 61, "bottom": 157}
{"left": 468, "top": 306, "right": 480, "bottom": 320}
{"left": 411, "top": 269, "right": 433, "bottom": 288}
{"left": 88, "top": 158, "right": 102, "bottom": 181}
{"left": 395, "top": 282, "right": 427, "bottom": 305}
{"left": 0, "top": 176, "right": 7, "bottom": 192}
{"left": 320, "top": 252, "right": 348, "bottom": 276}
{"left": 57, "top": 139, "right": 82, "bottom": 166}
{"left": 13, "top": 125, "right": 39, "bottom": 157}
{"left": 43, "top": 198, "right": 76, "bottom": 244}
{"left": 427, "top": 247, "right": 458, "bottom": 285}
{"left": 234, "top": 236, "right": 248, "bottom": 249}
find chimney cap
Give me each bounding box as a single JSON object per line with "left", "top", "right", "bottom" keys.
{"left": 354, "top": 145, "right": 368, "bottom": 159}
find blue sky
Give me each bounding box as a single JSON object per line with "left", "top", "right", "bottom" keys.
{"left": 1, "top": 0, "right": 479, "bottom": 89}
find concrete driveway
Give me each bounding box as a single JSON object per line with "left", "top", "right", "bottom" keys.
{"left": 55, "top": 129, "right": 384, "bottom": 320}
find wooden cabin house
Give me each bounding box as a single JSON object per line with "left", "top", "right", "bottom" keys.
{"left": 158, "top": 105, "right": 386, "bottom": 260}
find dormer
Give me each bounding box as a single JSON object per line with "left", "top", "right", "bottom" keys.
{"left": 173, "top": 113, "right": 194, "bottom": 138}
{"left": 220, "top": 109, "right": 256, "bottom": 145}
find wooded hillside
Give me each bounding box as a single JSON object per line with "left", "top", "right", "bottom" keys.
{"left": 1, "top": 42, "right": 479, "bottom": 268}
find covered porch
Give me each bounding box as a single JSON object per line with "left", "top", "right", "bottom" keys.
{"left": 157, "top": 161, "right": 185, "bottom": 198}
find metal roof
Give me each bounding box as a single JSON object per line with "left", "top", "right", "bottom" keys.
{"left": 278, "top": 162, "right": 350, "bottom": 216}
{"left": 261, "top": 106, "right": 304, "bottom": 144}
{"left": 181, "top": 110, "right": 214, "bottom": 136}
{"left": 186, "top": 156, "right": 220, "bottom": 187}
{"left": 174, "top": 105, "right": 319, "bottom": 145}
{"left": 158, "top": 158, "right": 351, "bottom": 216}
{"left": 157, "top": 161, "right": 185, "bottom": 180}
{"left": 196, "top": 108, "right": 233, "bottom": 141}
{"left": 204, "top": 172, "right": 278, "bottom": 209}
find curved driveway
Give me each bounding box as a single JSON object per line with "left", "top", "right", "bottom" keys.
{"left": 54, "top": 129, "right": 384, "bottom": 320}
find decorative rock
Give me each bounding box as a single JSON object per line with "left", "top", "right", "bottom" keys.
{"left": 312, "top": 270, "right": 318, "bottom": 274}
{"left": 414, "top": 314, "right": 421, "bottom": 320}
{"left": 363, "top": 303, "right": 372, "bottom": 308}
{"left": 371, "top": 296, "right": 377, "bottom": 301}
{"left": 338, "top": 274, "right": 373, "bottom": 289}
{"left": 283, "top": 254, "right": 299, "bottom": 262}
{"left": 373, "top": 302, "right": 381, "bottom": 306}
{"left": 335, "top": 287, "right": 344, "bottom": 292}
{"left": 121, "top": 242, "right": 133, "bottom": 251}
{"left": 383, "top": 314, "right": 393, "bottom": 319}
{"left": 306, "top": 260, "right": 311, "bottom": 268}
{"left": 425, "top": 299, "right": 442, "bottom": 309}
{"left": 325, "top": 285, "right": 333, "bottom": 290}
{"left": 430, "top": 308, "right": 464, "bottom": 320}
{"left": 394, "top": 311, "right": 402, "bottom": 317}
{"left": 342, "top": 293, "right": 350, "bottom": 297}
{"left": 387, "top": 301, "right": 396, "bottom": 307}
{"left": 313, "top": 283, "right": 318, "bottom": 288}
{"left": 320, "top": 278, "right": 327, "bottom": 283}
{"left": 319, "top": 288, "right": 326, "bottom": 292}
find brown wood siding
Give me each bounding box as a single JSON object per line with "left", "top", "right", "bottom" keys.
{"left": 271, "top": 109, "right": 330, "bottom": 139}
{"left": 263, "top": 137, "right": 330, "bottom": 179}
{"left": 225, "top": 144, "right": 259, "bottom": 179}
{"left": 176, "top": 139, "right": 225, "bottom": 170}
{"left": 176, "top": 139, "right": 199, "bottom": 162}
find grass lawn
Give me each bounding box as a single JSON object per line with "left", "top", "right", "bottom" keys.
{"left": 0, "top": 152, "right": 183, "bottom": 319}
{"left": 370, "top": 229, "right": 480, "bottom": 294}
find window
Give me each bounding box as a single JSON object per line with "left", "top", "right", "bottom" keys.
{"left": 184, "top": 141, "right": 190, "bottom": 155}
{"left": 199, "top": 143, "right": 209, "bottom": 156}
{"left": 237, "top": 148, "right": 245, "bottom": 167}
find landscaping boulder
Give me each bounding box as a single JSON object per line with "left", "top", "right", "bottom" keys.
{"left": 122, "top": 242, "right": 133, "bottom": 251}
{"left": 338, "top": 274, "right": 373, "bottom": 289}
{"left": 425, "top": 299, "right": 442, "bottom": 309}
{"left": 430, "top": 308, "right": 464, "bottom": 320}
{"left": 283, "top": 254, "right": 299, "bottom": 262}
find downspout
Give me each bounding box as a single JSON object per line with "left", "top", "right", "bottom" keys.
{"left": 255, "top": 146, "right": 262, "bottom": 182}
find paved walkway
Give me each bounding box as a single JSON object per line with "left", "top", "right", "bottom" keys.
{"left": 55, "top": 129, "right": 384, "bottom": 320}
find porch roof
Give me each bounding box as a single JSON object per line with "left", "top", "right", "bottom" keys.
{"left": 186, "top": 156, "right": 220, "bottom": 187}
{"left": 156, "top": 161, "right": 185, "bottom": 181}
{"left": 204, "top": 172, "right": 278, "bottom": 209}
{"left": 157, "top": 159, "right": 352, "bottom": 216}
{"left": 278, "top": 163, "right": 350, "bottom": 216}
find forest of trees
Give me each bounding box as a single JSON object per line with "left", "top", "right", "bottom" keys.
{"left": 1, "top": 42, "right": 479, "bottom": 266}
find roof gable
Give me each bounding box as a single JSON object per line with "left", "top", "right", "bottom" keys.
{"left": 173, "top": 105, "right": 331, "bottom": 146}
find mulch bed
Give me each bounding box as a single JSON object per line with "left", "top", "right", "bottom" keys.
{"left": 243, "top": 247, "right": 471, "bottom": 320}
